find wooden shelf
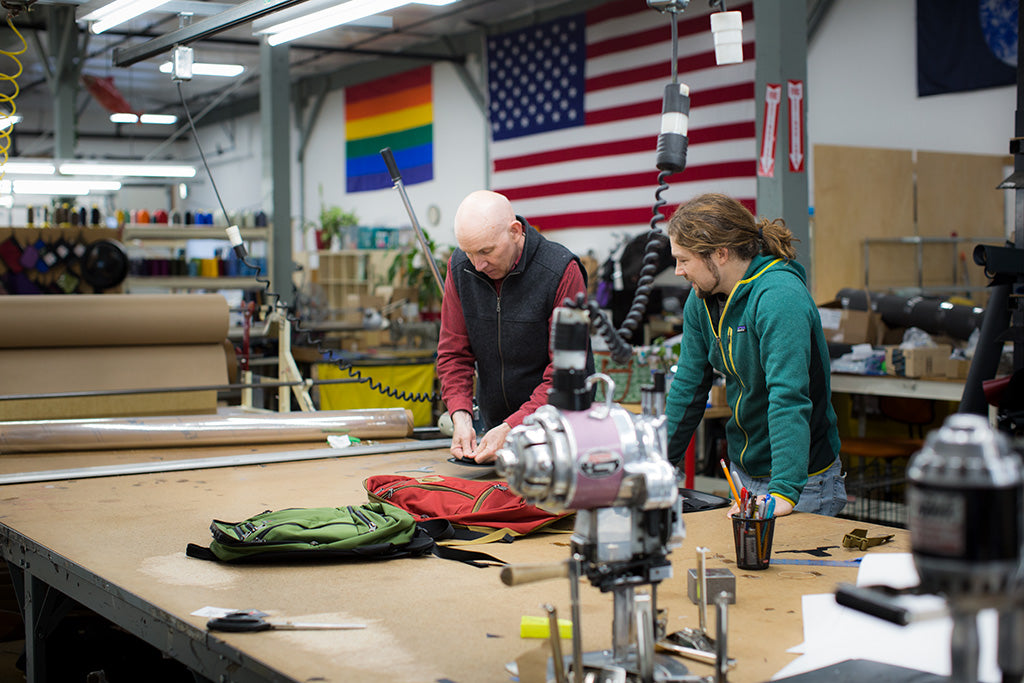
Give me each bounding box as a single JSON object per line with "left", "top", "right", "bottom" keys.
{"left": 125, "top": 276, "right": 266, "bottom": 289}
{"left": 122, "top": 225, "right": 270, "bottom": 241}
{"left": 123, "top": 224, "right": 272, "bottom": 292}
{"left": 317, "top": 250, "right": 393, "bottom": 312}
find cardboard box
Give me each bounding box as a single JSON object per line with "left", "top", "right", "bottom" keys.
{"left": 817, "top": 301, "right": 884, "bottom": 345}
{"left": 884, "top": 344, "right": 953, "bottom": 378}
{"left": 946, "top": 357, "right": 972, "bottom": 380}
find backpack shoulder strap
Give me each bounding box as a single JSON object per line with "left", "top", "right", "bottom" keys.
{"left": 185, "top": 543, "right": 219, "bottom": 562}
{"left": 415, "top": 520, "right": 507, "bottom": 568}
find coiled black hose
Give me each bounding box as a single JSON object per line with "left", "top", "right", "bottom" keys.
{"left": 568, "top": 170, "right": 673, "bottom": 365}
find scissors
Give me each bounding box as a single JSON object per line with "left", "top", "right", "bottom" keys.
{"left": 206, "top": 611, "right": 366, "bottom": 633}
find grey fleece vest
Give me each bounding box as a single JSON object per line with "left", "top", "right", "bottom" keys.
{"left": 450, "top": 217, "right": 594, "bottom": 428}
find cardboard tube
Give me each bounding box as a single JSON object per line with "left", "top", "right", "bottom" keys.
{"left": 0, "top": 293, "right": 229, "bottom": 348}
{"left": 0, "top": 409, "right": 414, "bottom": 454}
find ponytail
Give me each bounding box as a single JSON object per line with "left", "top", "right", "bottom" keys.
{"left": 757, "top": 217, "right": 796, "bottom": 260}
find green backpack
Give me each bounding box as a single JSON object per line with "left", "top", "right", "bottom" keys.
{"left": 186, "top": 501, "right": 433, "bottom": 563}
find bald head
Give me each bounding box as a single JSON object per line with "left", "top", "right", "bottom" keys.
{"left": 454, "top": 191, "right": 515, "bottom": 241}
{"left": 453, "top": 190, "right": 525, "bottom": 280}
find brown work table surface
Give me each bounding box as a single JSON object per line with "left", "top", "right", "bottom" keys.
{"left": 0, "top": 442, "right": 909, "bottom": 683}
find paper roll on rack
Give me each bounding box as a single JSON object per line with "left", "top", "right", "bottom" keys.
{"left": 0, "top": 294, "right": 230, "bottom": 420}
{"left": 0, "top": 409, "right": 415, "bottom": 454}
{"left": 0, "top": 294, "right": 229, "bottom": 348}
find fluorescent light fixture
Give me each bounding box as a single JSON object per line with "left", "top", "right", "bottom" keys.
{"left": 12, "top": 179, "right": 122, "bottom": 195}
{"left": 250, "top": 2, "right": 392, "bottom": 33}
{"left": 140, "top": 113, "right": 178, "bottom": 124}
{"left": 83, "top": 0, "right": 174, "bottom": 33}
{"left": 109, "top": 113, "right": 178, "bottom": 124}
{"left": 0, "top": 114, "right": 22, "bottom": 130}
{"left": 60, "top": 161, "right": 197, "bottom": 178}
{"left": 159, "top": 61, "right": 244, "bottom": 77}
{"left": 257, "top": 0, "right": 457, "bottom": 47}
{"left": 1, "top": 160, "right": 56, "bottom": 175}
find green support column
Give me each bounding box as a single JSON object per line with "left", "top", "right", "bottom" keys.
{"left": 43, "top": 5, "right": 84, "bottom": 160}
{"left": 260, "top": 41, "right": 293, "bottom": 300}
{"left": 753, "top": 0, "right": 811, "bottom": 289}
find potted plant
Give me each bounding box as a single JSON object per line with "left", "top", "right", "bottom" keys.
{"left": 386, "top": 227, "right": 448, "bottom": 314}
{"left": 316, "top": 205, "right": 359, "bottom": 251}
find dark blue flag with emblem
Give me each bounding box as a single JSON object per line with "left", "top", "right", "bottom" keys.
{"left": 917, "top": 0, "right": 1018, "bottom": 97}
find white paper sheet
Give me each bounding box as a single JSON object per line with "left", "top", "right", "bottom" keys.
{"left": 773, "top": 553, "right": 1001, "bottom": 681}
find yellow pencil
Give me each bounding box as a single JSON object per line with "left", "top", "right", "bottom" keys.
{"left": 720, "top": 458, "right": 740, "bottom": 502}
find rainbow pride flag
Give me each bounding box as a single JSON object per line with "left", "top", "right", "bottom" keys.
{"left": 345, "top": 66, "right": 433, "bottom": 192}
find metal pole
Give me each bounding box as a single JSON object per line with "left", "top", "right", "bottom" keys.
{"left": 380, "top": 147, "right": 445, "bottom": 298}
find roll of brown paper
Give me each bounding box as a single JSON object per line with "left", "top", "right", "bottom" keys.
{"left": 0, "top": 409, "right": 415, "bottom": 453}
{"left": 0, "top": 293, "right": 229, "bottom": 348}
{"left": 0, "top": 294, "right": 231, "bottom": 420}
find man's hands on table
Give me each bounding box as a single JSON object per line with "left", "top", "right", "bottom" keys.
{"left": 449, "top": 410, "right": 511, "bottom": 464}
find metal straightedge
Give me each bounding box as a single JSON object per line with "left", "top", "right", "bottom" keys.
{"left": 0, "top": 438, "right": 450, "bottom": 485}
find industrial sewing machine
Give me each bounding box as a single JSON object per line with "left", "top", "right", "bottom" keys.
{"left": 496, "top": 307, "right": 730, "bottom": 683}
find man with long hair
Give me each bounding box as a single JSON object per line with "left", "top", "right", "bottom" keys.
{"left": 664, "top": 193, "right": 845, "bottom": 517}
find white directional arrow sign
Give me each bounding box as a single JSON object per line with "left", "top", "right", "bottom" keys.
{"left": 758, "top": 83, "right": 782, "bottom": 177}
{"left": 788, "top": 79, "right": 805, "bottom": 173}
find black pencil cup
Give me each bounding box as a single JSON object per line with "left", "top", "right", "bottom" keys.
{"left": 732, "top": 516, "right": 776, "bottom": 570}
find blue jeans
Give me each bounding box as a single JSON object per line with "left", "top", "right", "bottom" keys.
{"left": 732, "top": 457, "right": 847, "bottom": 516}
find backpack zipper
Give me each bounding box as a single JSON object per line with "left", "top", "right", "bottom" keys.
{"left": 375, "top": 483, "right": 475, "bottom": 500}
{"left": 215, "top": 519, "right": 360, "bottom": 546}
{"left": 347, "top": 505, "right": 377, "bottom": 531}
{"left": 472, "top": 483, "right": 509, "bottom": 512}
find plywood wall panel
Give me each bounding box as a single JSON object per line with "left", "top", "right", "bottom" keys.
{"left": 916, "top": 151, "right": 1009, "bottom": 237}
{"left": 916, "top": 151, "right": 1010, "bottom": 297}
{"left": 812, "top": 145, "right": 914, "bottom": 303}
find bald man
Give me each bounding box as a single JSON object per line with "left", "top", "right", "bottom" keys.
{"left": 436, "top": 190, "right": 594, "bottom": 463}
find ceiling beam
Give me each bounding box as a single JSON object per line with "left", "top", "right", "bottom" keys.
{"left": 112, "top": 0, "right": 310, "bottom": 66}
{"left": 188, "top": 0, "right": 605, "bottom": 127}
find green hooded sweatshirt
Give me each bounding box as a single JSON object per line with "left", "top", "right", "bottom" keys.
{"left": 664, "top": 253, "right": 840, "bottom": 506}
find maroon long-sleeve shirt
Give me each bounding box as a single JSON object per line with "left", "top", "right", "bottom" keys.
{"left": 436, "top": 256, "right": 587, "bottom": 429}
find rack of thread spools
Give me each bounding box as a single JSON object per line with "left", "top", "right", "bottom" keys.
{"left": 121, "top": 217, "right": 271, "bottom": 292}
{"left": 25, "top": 203, "right": 116, "bottom": 229}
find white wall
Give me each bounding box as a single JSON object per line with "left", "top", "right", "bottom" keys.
{"left": 182, "top": 60, "right": 489, "bottom": 258}
{"left": 182, "top": 111, "right": 268, "bottom": 220}
{"left": 807, "top": 0, "right": 1016, "bottom": 200}
{"left": 176, "top": 0, "right": 1017, "bottom": 266}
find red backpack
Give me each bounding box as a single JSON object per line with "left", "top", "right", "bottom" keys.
{"left": 364, "top": 474, "right": 573, "bottom": 538}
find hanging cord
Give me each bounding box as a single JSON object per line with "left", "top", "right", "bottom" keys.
{"left": 0, "top": 15, "right": 27, "bottom": 177}
{"left": 175, "top": 81, "right": 439, "bottom": 404}
{"left": 569, "top": 8, "right": 685, "bottom": 365}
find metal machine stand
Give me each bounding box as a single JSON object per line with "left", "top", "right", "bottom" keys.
{"left": 960, "top": 3, "right": 1024, "bottom": 424}
{"left": 240, "top": 309, "right": 315, "bottom": 412}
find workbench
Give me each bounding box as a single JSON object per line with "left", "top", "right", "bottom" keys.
{"left": 830, "top": 372, "right": 964, "bottom": 403}
{"left": 0, "top": 439, "right": 910, "bottom": 683}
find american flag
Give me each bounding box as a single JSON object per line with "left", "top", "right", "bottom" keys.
{"left": 487, "top": 0, "right": 756, "bottom": 253}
